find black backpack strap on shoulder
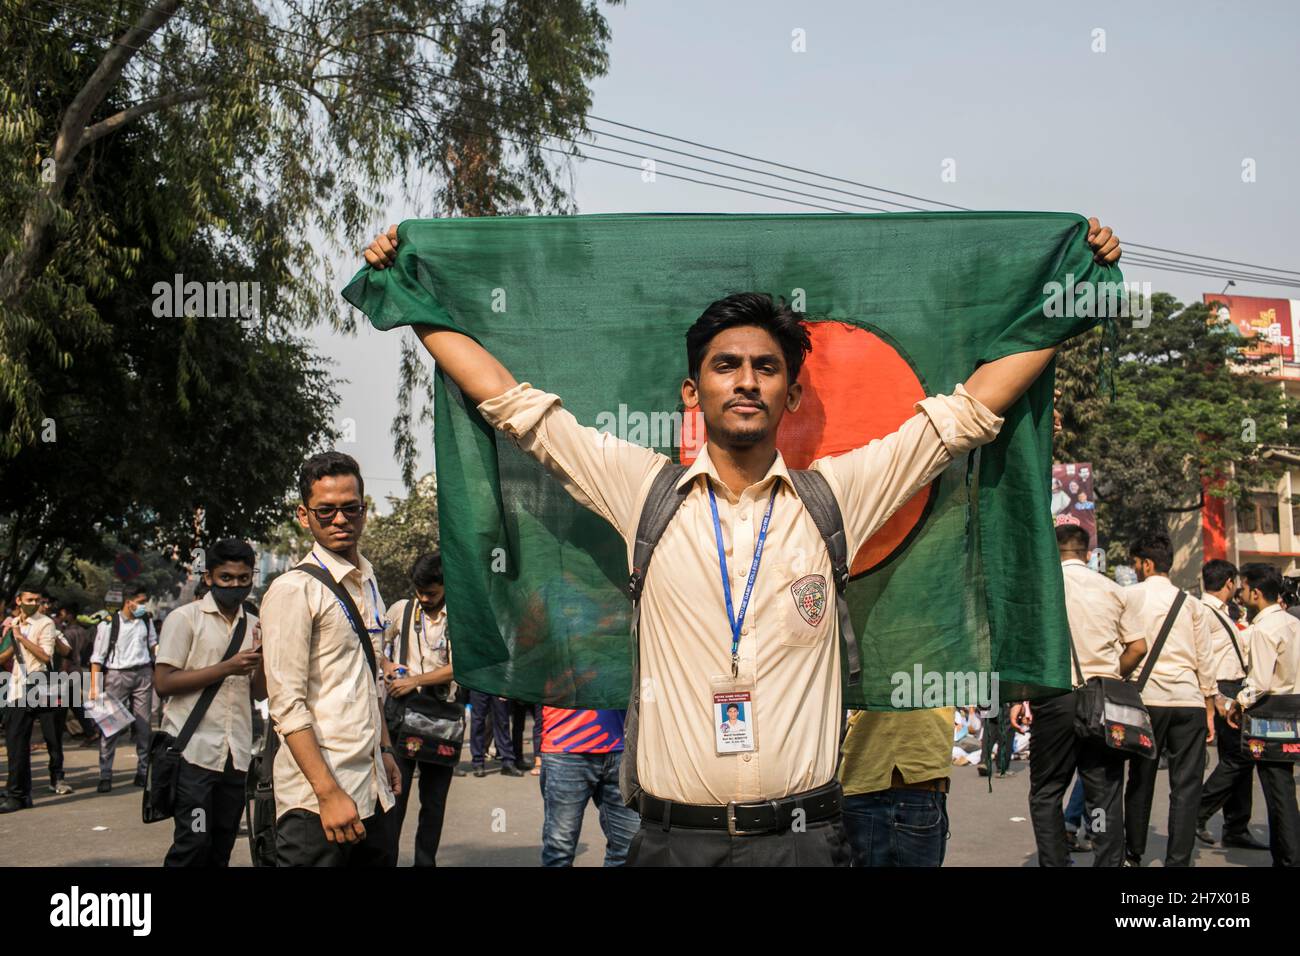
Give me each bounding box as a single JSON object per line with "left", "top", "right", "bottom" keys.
{"left": 1212, "top": 608, "right": 1247, "bottom": 674}
{"left": 173, "top": 616, "right": 248, "bottom": 753}
{"left": 106, "top": 613, "right": 121, "bottom": 667}
{"left": 788, "top": 469, "right": 861, "bottom": 688}
{"left": 294, "top": 563, "right": 378, "bottom": 679}
{"left": 1136, "top": 590, "right": 1188, "bottom": 692}
{"left": 399, "top": 599, "right": 415, "bottom": 667}
{"left": 620, "top": 460, "right": 689, "bottom": 807}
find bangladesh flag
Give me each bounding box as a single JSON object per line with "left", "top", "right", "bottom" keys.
{"left": 343, "top": 212, "right": 1118, "bottom": 709}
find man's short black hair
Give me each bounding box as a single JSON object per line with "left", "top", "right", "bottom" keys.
{"left": 1201, "top": 558, "right": 1238, "bottom": 593}
{"left": 1240, "top": 562, "right": 1283, "bottom": 602}
{"left": 208, "top": 538, "right": 256, "bottom": 570}
{"left": 1128, "top": 530, "right": 1173, "bottom": 573}
{"left": 56, "top": 601, "right": 80, "bottom": 616}
{"left": 1055, "top": 524, "right": 1090, "bottom": 553}
{"left": 125, "top": 586, "right": 148, "bottom": 600}
{"left": 299, "top": 451, "right": 364, "bottom": 505}
{"left": 410, "top": 552, "right": 444, "bottom": 588}
{"left": 685, "top": 292, "right": 812, "bottom": 385}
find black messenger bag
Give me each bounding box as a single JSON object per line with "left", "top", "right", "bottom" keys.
{"left": 1070, "top": 591, "right": 1187, "bottom": 760}
{"left": 143, "top": 616, "right": 247, "bottom": 823}
{"left": 383, "top": 600, "right": 465, "bottom": 765}
{"left": 1239, "top": 693, "right": 1300, "bottom": 763}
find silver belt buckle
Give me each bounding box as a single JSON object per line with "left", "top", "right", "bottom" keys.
{"left": 726, "top": 801, "right": 762, "bottom": 837}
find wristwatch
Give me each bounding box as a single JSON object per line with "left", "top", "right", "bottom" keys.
{"left": 381, "top": 745, "right": 395, "bottom": 757}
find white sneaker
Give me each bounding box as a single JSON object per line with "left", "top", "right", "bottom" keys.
{"left": 51, "top": 781, "right": 74, "bottom": 795}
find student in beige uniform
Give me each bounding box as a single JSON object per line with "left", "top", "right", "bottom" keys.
{"left": 0, "top": 589, "right": 61, "bottom": 813}
{"left": 1121, "top": 531, "right": 1217, "bottom": 867}
{"left": 362, "top": 219, "right": 1122, "bottom": 866}
{"left": 380, "top": 552, "right": 457, "bottom": 866}
{"left": 154, "top": 538, "right": 265, "bottom": 866}
{"left": 261, "top": 452, "right": 402, "bottom": 867}
{"left": 1195, "top": 559, "right": 1268, "bottom": 851}
{"left": 1226, "top": 563, "right": 1300, "bottom": 867}
{"left": 1017, "top": 525, "right": 1147, "bottom": 867}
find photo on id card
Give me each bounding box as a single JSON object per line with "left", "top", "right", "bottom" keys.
{"left": 713, "top": 687, "right": 755, "bottom": 754}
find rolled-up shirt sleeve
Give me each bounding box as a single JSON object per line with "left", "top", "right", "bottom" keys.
{"left": 812, "top": 383, "right": 1004, "bottom": 556}
{"left": 89, "top": 621, "right": 110, "bottom": 666}
{"left": 477, "top": 382, "right": 668, "bottom": 540}
{"left": 261, "top": 576, "right": 317, "bottom": 738}
{"left": 1237, "top": 624, "right": 1278, "bottom": 710}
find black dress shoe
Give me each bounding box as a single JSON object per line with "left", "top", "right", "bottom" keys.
{"left": 500, "top": 763, "right": 526, "bottom": 777}
{"left": 133, "top": 771, "right": 147, "bottom": 788}
{"left": 1222, "top": 832, "right": 1270, "bottom": 851}
{"left": 1066, "top": 830, "right": 1093, "bottom": 853}
{"left": 472, "top": 766, "right": 487, "bottom": 778}
{"left": 97, "top": 779, "right": 112, "bottom": 793}
{"left": 1195, "top": 827, "right": 1217, "bottom": 846}
{"left": 0, "top": 796, "right": 25, "bottom": 813}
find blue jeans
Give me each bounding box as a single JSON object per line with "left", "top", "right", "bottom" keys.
{"left": 539, "top": 751, "right": 641, "bottom": 867}
{"left": 841, "top": 788, "right": 949, "bottom": 867}
{"left": 1064, "top": 775, "right": 1087, "bottom": 831}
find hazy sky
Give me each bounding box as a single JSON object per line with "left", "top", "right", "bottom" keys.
{"left": 314, "top": 0, "right": 1300, "bottom": 511}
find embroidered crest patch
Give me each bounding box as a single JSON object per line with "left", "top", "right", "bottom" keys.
{"left": 790, "top": 574, "right": 828, "bottom": 627}
{"left": 404, "top": 736, "right": 423, "bottom": 757}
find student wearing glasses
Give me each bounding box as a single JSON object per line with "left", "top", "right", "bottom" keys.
{"left": 260, "top": 451, "right": 402, "bottom": 866}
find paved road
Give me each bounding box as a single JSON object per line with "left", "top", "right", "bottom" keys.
{"left": 0, "top": 736, "right": 1284, "bottom": 866}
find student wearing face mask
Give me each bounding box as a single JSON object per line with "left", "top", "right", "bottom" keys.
{"left": 380, "top": 552, "right": 458, "bottom": 866}
{"left": 154, "top": 539, "right": 265, "bottom": 866}
{"left": 88, "top": 587, "right": 158, "bottom": 792}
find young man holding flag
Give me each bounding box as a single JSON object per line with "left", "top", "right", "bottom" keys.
{"left": 361, "top": 218, "right": 1120, "bottom": 866}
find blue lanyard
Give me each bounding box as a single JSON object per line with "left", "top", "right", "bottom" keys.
{"left": 311, "top": 553, "right": 386, "bottom": 633}
{"left": 707, "top": 484, "right": 778, "bottom": 678}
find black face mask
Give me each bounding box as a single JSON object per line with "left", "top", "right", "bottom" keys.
{"left": 211, "top": 585, "right": 252, "bottom": 611}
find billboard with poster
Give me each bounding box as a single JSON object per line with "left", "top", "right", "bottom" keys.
{"left": 1203, "top": 293, "right": 1300, "bottom": 364}
{"left": 1052, "top": 462, "right": 1096, "bottom": 551}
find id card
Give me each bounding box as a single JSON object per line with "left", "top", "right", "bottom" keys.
{"left": 711, "top": 676, "right": 756, "bottom": 755}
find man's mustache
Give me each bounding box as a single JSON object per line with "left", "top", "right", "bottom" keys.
{"left": 725, "top": 397, "right": 767, "bottom": 410}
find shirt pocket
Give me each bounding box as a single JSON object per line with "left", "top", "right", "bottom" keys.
{"left": 780, "top": 572, "right": 834, "bottom": 648}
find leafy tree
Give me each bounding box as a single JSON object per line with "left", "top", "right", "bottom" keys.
{"left": 364, "top": 473, "right": 439, "bottom": 602}
{"left": 1054, "top": 292, "right": 1300, "bottom": 561}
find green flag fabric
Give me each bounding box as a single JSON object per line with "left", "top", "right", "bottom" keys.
{"left": 343, "top": 212, "right": 1119, "bottom": 709}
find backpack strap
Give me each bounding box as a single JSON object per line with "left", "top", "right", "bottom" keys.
{"left": 788, "top": 469, "right": 861, "bottom": 689}
{"left": 172, "top": 616, "right": 248, "bottom": 754}
{"left": 1136, "top": 590, "right": 1188, "bottom": 692}
{"left": 1210, "top": 606, "right": 1247, "bottom": 674}
{"left": 399, "top": 599, "right": 415, "bottom": 667}
{"left": 105, "top": 613, "right": 121, "bottom": 666}
{"left": 620, "top": 461, "right": 688, "bottom": 807}
{"left": 293, "top": 564, "right": 378, "bottom": 679}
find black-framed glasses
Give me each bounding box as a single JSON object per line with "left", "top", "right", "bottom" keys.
{"left": 305, "top": 503, "right": 366, "bottom": 522}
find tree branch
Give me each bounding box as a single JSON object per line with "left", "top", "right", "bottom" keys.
{"left": 81, "top": 87, "right": 209, "bottom": 146}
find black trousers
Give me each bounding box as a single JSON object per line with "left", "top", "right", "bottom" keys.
{"left": 626, "top": 815, "right": 852, "bottom": 866}
{"left": 1255, "top": 761, "right": 1300, "bottom": 867}
{"left": 1027, "top": 693, "right": 1126, "bottom": 866}
{"left": 275, "top": 807, "right": 393, "bottom": 867}
{"left": 386, "top": 756, "right": 454, "bottom": 866}
{"left": 1124, "top": 706, "right": 1207, "bottom": 867}
{"left": 510, "top": 701, "right": 542, "bottom": 768}
{"left": 1197, "top": 709, "right": 1255, "bottom": 837}
{"left": 164, "top": 755, "right": 246, "bottom": 867}
{"left": 4, "top": 704, "right": 64, "bottom": 800}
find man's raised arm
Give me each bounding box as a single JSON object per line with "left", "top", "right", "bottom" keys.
{"left": 364, "top": 224, "right": 516, "bottom": 404}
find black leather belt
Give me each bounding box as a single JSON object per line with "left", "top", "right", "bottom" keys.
{"left": 638, "top": 781, "right": 842, "bottom": 836}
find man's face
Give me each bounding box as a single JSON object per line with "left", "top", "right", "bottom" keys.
{"left": 204, "top": 561, "right": 255, "bottom": 590}
{"left": 727, "top": 705, "right": 739, "bottom": 721}
{"left": 16, "top": 590, "right": 39, "bottom": 618}
{"left": 297, "top": 474, "right": 367, "bottom": 552}
{"left": 415, "top": 582, "right": 446, "bottom": 615}
{"left": 682, "top": 325, "right": 801, "bottom": 450}
{"left": 1131, "top": 557, "right": 1152, "bottom": 582}
{"left": 122, "top": 593, "right": 147, "bottom": 617}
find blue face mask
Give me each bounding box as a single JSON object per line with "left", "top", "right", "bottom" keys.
{"left": 131, "top": 605, "right": 148, "bottom": 619}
